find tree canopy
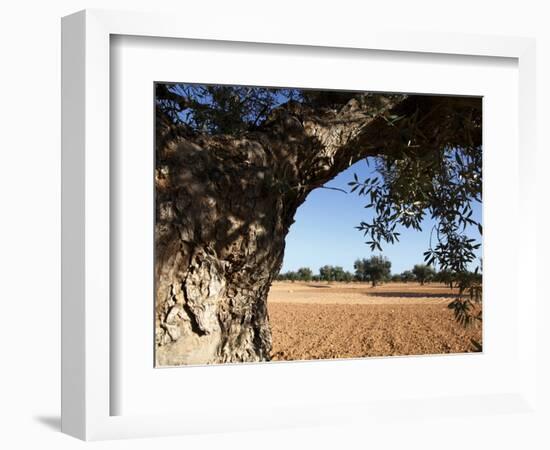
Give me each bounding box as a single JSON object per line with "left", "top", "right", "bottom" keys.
{"left": 354, "top": 255, "right": 392, "bottom": 286}
{"left": 411, "top": 264, "right": 436, "bottom": 285}
{"left": 156, "top": 83, "right": 482, "bottom": 281}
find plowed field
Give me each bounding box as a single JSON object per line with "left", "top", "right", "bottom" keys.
{"left": 267, "top": 282, "right": 482, "bottom": 361}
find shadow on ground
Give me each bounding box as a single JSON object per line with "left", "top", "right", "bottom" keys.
{"left": 34, "top": 415, "right": 61, "bottom": 431}
{"left": 365, "top": 291, "right": 457, "bottom": 299}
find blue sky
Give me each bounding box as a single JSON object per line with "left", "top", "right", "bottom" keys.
{"left": 281, "top": 159, "right": 482, "bottom": 275}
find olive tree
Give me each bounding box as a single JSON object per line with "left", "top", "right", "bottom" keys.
{"left": 319, "top": 265, "right": 347, "bottom": 282}
{"left": 296, "top": 267, "right": 313, "bottom": 281}
{"left": 354, "top": 255, "right": 392, "bottom": 287}
{"left": 154, "top": 84, "right": 482, "bottom": 365}
{"left": 412, "top": 264, "right": 436, "bottom": 286}
{"left": 400, "top": 270, "right": 415, "bottom": 283}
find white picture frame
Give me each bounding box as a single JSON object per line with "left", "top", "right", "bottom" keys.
{"left": 61, "top": 9, "right": 538, "bottom": 441}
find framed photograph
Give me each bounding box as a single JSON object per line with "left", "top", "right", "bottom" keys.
{"left": 62, "top": 9, "right": 538, "bottom": 441}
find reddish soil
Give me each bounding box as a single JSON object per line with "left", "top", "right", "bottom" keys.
{"left": 267, "top": 281, "right": 482, "bottom": 361}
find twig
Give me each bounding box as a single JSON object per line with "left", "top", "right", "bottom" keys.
{"left": 319, "top": 185, "right": 348, "bottom": 194}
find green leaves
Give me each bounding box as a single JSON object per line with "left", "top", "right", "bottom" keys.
{"left": 447, "top": 270, "right": 483, "bottom": 328}
{"left": 412, "top": 264, "right": 436, "bottom": 284}
{"left": 354, "top": 256, "right": 392, "bottom": 286}
{"left": 156, "top": 83, "right": 304, "bottom": 134}
{"left": 352, "top": 140, "right": 482, "bottom": 277}
{"left": 318, "top": 265, "right": 354, "bottom": 282}
{"left": 347, "top": 96, "right": 482, "bottom": 279}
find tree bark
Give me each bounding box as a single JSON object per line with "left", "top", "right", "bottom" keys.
{"left": 155, "top": 96, "right": 397, "bottom": 366}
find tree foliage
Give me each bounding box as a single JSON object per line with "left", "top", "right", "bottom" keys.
{"left": 277, "top": 266, "right": 353, "bottom": 282}
{"left": 277, "top": 267, "right": 312, "bottom": 282}
{"left": 345, "top": 97, "right": 482, "bottom": 277}
{"left": 400, "top": 270, "right": 415, "bottom": 283}
{"left": 412, "top": 264, "right": 436, "bottom": 285}
{"left": 435, "top": 269, "right": 457, "bottom": 288}
{"left": 354, "top": 255, "right": 392, "bottom": 287}
{"left": 156, "top": 83, "right": 303, "bottom": 134}
{"left": 156, "top": 83, "right": 391, "bottom": 134}
{"left": 319, "top": 265, "right": 353, "bottom": 282}
{"left": 447, "top": 268, "right": 483, "bottom": 328}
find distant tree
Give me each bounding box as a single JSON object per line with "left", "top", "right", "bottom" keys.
{"left": 319, "top": 265, "right": 347, "bottom": 282}
{"left": 332, "top": 266, "right": 346, "bottom": 281}
{"left": 319, "top": 265, "right": 333, "bottom": 282}
{"left": 353, "top": 260, "right": 366, "bottom": 282}
{"left": 435, "top": 269, "right": 456, "bottom": 288}
{"left": 277, "top": 270, "right": 298, "bottom": 282}
{"left": 354, "top": 255, "right": 392, "bottom": 287}
{"left": 341, "top": 271, "right": 354, "bottom": 282}
{"left": 400, "top": 270, "right": 415, "bottom": 283}
{"left": 403, "top": 271, "right": 414, "bottom": 282}
{"left": 412, "top": 264, "right": 436, "bottom": 285}
{"left": 296, "top": 267, "right": 313, "bottom": 281}
{"left": 391, "top": 274, "right": 403, "bottom": 282}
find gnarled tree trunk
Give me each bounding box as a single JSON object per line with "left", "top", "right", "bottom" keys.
{"left": 154, "top": 97, "right": 395, "bottom": 366}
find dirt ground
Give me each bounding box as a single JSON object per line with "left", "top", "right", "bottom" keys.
{"left": 267, "top": 281, "right": 482, "bottom": 361}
